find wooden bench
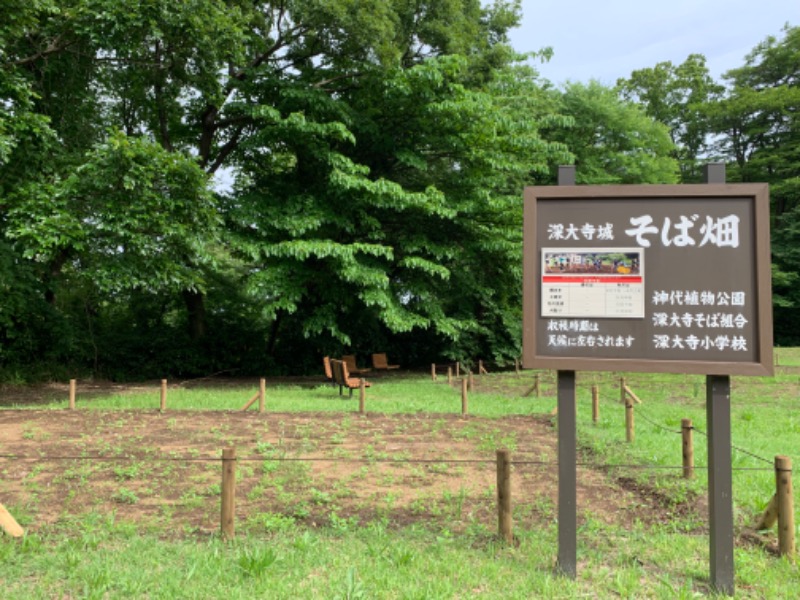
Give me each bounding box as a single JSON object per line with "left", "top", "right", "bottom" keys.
{"left": 371, "top": 353, "right": 399, "bottom": 370}
{"left": 330, "top": 359, "right": 371, "bottom": 397}
{"left": 342, "top": 354, "right": 370, "bottom": 375}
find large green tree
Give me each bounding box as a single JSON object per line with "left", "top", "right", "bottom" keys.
{"left": 227, "top": 54, "right": 570, "bottom": 365}
{"left": 705, "top": 25, "right": 800, "bottom": 335}
{"left": 0, "top": 1, "right": 712, "bottom": 378}
{"left": 546, "top": 81, "right": 679, "bottom": 185}
{"left": 4, "top": 0, "right": 559, "bottom": 376}
{"left": 617, "top": 54, "right": 723, "bottom": 182}
{"left": 0, "top": 0, "right": 67, "bottom": 366}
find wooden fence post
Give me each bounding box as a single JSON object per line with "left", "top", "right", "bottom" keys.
{"left": 240, "top": 391, "right": 260, "bottom": 411}
{"left": 776, "top": 455, "right": 795, "bottom": 559}
{"left": 359, "top": 379, "right": 366, "bottom": 415}
{"left": 160, "top": 379, "right": 167, "bottom": 412}
{"left": 461, "top": 378, "right": 468, "bottom": 417}
{"left": 431, "top": 364, "right": 437, "bottom": 381}
{"left": 455, "top": 362, "right": 460, "bottom": 378}
{"left": 69, "top": 379, "right": 76, "bottom": 410}
{"left": 623, "top": 384, "right": 642, "bottom": 405}
{"left": 625, "top": 397, "right": 634, "bottom": 443}
{"left": 756, "top": 495, "right": 778, "bottom": 532}
{"left": 523, "top": 374, "right": 540, "bottom": 398}
{"left": 682, "top": 419, "right": 694, "bottom": 479}
{"left": 591, "top": 385, "right": 599, "bottom": 423}
{"left": 515, "top": 358, "right": 520, "bottom": 377}
{"left": 497, "top": 449, "right": 512, "bottom": 544}
{"left": 221, "top": 447, "right": 236, "bottom": 540}
{"left": 259, "top": 378, "right": 266, "bottom": 413}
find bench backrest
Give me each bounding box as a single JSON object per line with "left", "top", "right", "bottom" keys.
{"left": 372, "top": 353, "right": 398, "bottom": 369}
{"left": 323, "top": 356, "right": 333, "bottom": 380}
{"left": 339, "top": 359, "right": 352, "bottom": 381}
{"left": 342, "top": 354, "right": 359, "bottom": 372}
{"left": 330, "top": 359, "right": 345, "bottom": 385}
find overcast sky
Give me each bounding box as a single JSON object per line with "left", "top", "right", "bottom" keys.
{"left": 508, "top": 0, "right": 798, "bottom": 85}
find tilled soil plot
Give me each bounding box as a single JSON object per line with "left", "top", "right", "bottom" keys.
{"left": 0, "top": 400, "right": 702, "bottom": 538}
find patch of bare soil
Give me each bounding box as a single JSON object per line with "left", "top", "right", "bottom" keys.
{"left": 0, "top": 378, "right": 705, "bottom": 539}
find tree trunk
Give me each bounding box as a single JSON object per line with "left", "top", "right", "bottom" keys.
{"left": 183, "top": 290, "right": 207, "bottom": 340}
{"left": 266, "top": 311, "right": 283, "bottom": 358}
{"left": 44, "top": 250, "right": 70, "bottom": 305}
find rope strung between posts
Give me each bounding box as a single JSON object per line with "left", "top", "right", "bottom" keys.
{"left": 0, "top": 452, "right": 774, "bottom": 472}
{"left": 631, "top": 406, "right": 683, "bottom": 435}
{"left": 689, "top": 424, "right": 774, "bottom": 465}
{"left": 626, "top": 392, "right": 775, "bottom": 466}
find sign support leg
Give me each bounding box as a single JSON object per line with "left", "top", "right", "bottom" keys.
{"left": 707, "top": 374, "right": 734, "bottom": 596}
{"left": 557, "top": 369, "right": 577, "bottom": 578}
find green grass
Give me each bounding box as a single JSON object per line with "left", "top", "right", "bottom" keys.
{"left": 569, "top": 365, "right": 799, "bottom": 527}
{"left": 2, "top": 514, "right": 798, "bottom": 598}
{"left": 2, "top": 359, "right": 799, "bottom": 598}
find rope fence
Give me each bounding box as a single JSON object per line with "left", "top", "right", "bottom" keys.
{"left": 0, "top": 446, "right": 792, "bottom": 555}
{"left": 0, "top": 452, "right": 778, "bottom": 472}
{"left": 10, "top": 372, "right": 790, "bottom": 479}
{"left": 1, "top": 370, "right": 795, "bottom": 558}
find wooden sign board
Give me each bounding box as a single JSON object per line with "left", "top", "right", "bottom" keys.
{"left": 523, "top": 184, "right": 773, "bottom": 376}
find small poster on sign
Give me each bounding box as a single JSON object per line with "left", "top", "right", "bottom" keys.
{"left": 540, "top": 248, "right": 644, "bottom": 319}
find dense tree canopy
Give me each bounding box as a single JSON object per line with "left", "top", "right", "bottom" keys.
{"left": 617, "top": 24, "right": 800, "bottom": 343}
{"left": 2, "top": 2, "right": 796, "bottom": 379}
{"left": 716, "top": 26, "right": 800, "bottom": 338}
{"left": 548, "top": 81, "right": 679, "bottom": 184}
{"left": 617, "top": 54, "right": 723, "bottom": 182}
{"left": 2, "top": 0, "right": 574, "bottom": 377}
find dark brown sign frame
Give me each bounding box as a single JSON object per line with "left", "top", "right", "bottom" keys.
{"left": 523, "top": 184, "right": 773, "bottom": 376}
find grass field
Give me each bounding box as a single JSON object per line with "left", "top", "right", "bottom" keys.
{"left": 1, "top": 354, "right": 799, "bottom": 598}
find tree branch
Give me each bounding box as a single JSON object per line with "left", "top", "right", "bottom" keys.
{"left": 9, "top": 35, "right": 73, "bottom": 66}
{"left": 206, "top": 125, "right": 245, "bottom": 175}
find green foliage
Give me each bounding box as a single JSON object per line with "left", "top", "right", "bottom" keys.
{"left": 617, "top": 54, "right": 724, "bottom": 181}
{"left": 8, "top": 130, "right": 219, "bottom": 294}
{"left": 2, "top": 0, "right": 540, "bottom": 377}
{"left": 224, "top": 51, "right": 571, "bottom": 365}
{"left": 617, "top": 25, "right": 800, "bottom": 343}
{"left": 548, "top": 81, "right": 680, "bottom": 184}
{"left": 707, "top": 26, "right": 800, "bottom": 332}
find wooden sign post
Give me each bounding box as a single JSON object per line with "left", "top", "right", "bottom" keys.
{"left": 523, "top": 164, "right": 773, "bottom": 595}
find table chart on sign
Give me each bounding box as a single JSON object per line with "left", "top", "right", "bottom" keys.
{"left": 541, "top": 277, "right": 645, "bottom": 318}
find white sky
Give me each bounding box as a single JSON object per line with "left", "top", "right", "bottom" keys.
{"left": 509, "top": 0, "right": 798, "bottom": 85}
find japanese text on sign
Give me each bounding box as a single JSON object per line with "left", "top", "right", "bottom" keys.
{"left": 547, "top": 214, "right": 741, "bottom": 249}
{"left": 651, "top": 290, "right": 748, "bottom": 353}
